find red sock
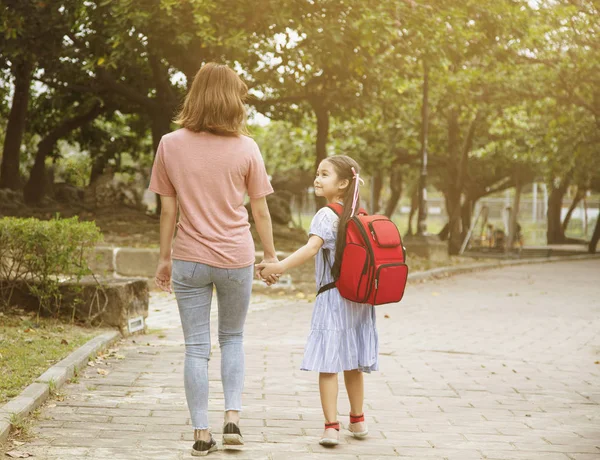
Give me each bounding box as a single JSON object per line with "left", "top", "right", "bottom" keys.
{"left": 350, "top": 413, "right": 364, "bottom": 423}
{"left": 324, "top": 421, "right": 340, "bottom": 431}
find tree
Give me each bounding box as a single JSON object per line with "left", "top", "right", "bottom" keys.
{"left": 250, "top": 0, "right": 396, "bottom": 210}
{"left": 0, "top": 0, "right": 86, "bottom": 190}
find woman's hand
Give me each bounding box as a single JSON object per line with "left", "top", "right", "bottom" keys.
{"left": 155, "top": 258, "right": 172, "bottom": 293}
{"left": 256, "top": 261, "right": 284, "bottom": 280}
{"left": 256, "top": 256, "right": 280, "bottom": 286}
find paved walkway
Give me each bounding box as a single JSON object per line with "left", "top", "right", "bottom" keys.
{"left": 18, "top": 260, "right": 600, "bottom": 459}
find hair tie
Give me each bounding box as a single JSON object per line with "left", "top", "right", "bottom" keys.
{"left": 350, "top": 167, "right": 364, "bottom": 217}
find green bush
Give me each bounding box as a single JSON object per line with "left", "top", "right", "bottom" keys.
{"left": 0, "top": 216, "right": 103, "bottom": 318}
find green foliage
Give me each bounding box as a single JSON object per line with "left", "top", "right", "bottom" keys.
{"left": 0, "top": 217, "right": 103, "bottom": 318}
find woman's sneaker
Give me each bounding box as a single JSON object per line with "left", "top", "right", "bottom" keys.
{"left": 348, "top": 413, "right": 368, "bottom": 438}
{"left": 191, "top": 435, "right": 217, "bottom": 456}
{"left": 319, "top": 421, "right": 340, "bottom": 446}
{"left": 222, "top": 422, "right": 244, "bottom": 446}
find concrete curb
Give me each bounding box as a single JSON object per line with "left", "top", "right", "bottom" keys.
{"left": 0, "top": 330, "right": 120, "bottom": 443}
{"left": 408, "top": 253, "right": 600, "bottom": 282}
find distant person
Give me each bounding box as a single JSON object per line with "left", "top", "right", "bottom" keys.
{"left": 515, "top": 222, "right": 524, "bottom": 249}
{"left": 149, "top": 63, "right": 279, "bottom": 456}
{"left": 485, "top": 223, "right": 494, "bottom": 248}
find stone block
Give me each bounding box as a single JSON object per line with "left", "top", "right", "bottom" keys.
{"left": 115, "top": 248, "right": 159, "bottom": 277}
{"left": 90, "top": 246, "right": 115, "bottom": 274}
{"left": 1, "top": 278, "right": 148, "bottom": 335}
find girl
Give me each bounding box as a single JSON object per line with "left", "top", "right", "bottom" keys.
{"left": 150, "top": 63, "right": 279, "bottom": 456}
{"left": 257, "top": 155, "right": 378, "bottom": 446}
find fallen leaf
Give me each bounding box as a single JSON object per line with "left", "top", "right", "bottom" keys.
{"left": 87, "top": 361, "right": 95, "bottom": 367}
{"left": 431, "top": 292, "right": 440, "bottom": 296}
{"left": 296, "top": 292, "right": 306, "bottom": 299}
{"left": 384, "top": 314, "right": 390, "bottom": 319}
{"left": 61, "top": 339, "right": 68, "bottom": 345}
{"left": 46, "top": 404, "right": 56, "bottom": 408}
{"left": 97, "top": 369, "right": 109, "bottom": 376}
{"left": 595, "top": 361, "right": 599, "bottom": 365}
{"left": 12, "top": 441, "right": 25, "bottom": 446}
{"left": 6, "top": 451, "right": 33, "bottom": 458}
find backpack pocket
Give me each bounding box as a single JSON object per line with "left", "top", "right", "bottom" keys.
{"left": 373, "top": 263, "right": 408, "bottom": 305}
{"left": 369, "top": 219, "right": 401, "bottom": 248}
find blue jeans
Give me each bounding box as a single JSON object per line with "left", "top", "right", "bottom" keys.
{"left": 171, "top": 260, "right": 253, "bottom": 429}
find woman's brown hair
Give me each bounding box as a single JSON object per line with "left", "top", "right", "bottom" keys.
{"left": 323, "top": 155, "right": 362, "bottom": 280}
{"left": 174, "top": 63, "right": 249, "bottom": 136}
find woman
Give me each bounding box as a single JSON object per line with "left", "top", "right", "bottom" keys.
{"left": 149, "top": 63, "right": 278, "bottom": 456}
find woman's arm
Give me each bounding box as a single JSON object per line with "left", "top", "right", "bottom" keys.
{"left": 250, "top": 196, "right": 280, "bottom": 284}
{"left": 250, "top": 196, "right": 277, "bottom": 259}
{"left": 256, "top": 235, "right": 323, "bottom": 278}
{"left": 155, "top": 195, "right": 178, "bottom": 292}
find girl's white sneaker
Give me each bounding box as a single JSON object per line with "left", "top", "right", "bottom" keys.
{"left": 348, "top": 413, "right": 369, "bottom": 438}
{"left": 319, "top": 422, "right": 340, "bottom": 446}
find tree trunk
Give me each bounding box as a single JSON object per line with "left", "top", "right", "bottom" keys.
{"left": 0, "top": 60, "right": 33, "bottom": 190}
{"left": 562, "top": 187, "right": 585, "bottom": 234}
{"left": 406, "top": 186, "right": 418, "bottom": 236}
{"left": 507, "top": 180, "right": 523, "bottom": 250}
{"left": 416, "top": 60, "right": 430, "bottom": 235}
{"left": 447, "top": 109, "right": 462, "bottom": 255}
{"left": 371, "top": 170, "right": 383, "bottom": 214}
{"left": 312, "top": 99, "right": 329, "bottom": 212}
{"left": 460, "top": 197, "right": 474, "bottom": 242}
{"left": 447, "top": 109, "right": 481, "bottom": 255}
{"left": 384, "top": 168, "right": 402, "bottom": 218}
{"left": 447, "top": 189, "right": 463, "bottom": 255}
{"left": 90, "top": 152, "right": 109, "bottom": 185}
{"left": 24, "top": 104, "right": 103, "bottom": 204}
{"left": 547, "top": 177, "right": 570, "bottom": 244}
{"left": 589, "top": 212, "right": 600, "bottom": 253}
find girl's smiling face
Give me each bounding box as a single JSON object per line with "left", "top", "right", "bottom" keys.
{"left": 314, "top": 160, "right": 349, "bottom": 203}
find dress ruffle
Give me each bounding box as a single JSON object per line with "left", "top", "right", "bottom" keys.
{"left": 301, "top": 323, "right": 379, "bottom": 373}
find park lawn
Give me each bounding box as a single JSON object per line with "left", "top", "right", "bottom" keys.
{"left": 0, "top": 311, "right": 99, "bottom": 405}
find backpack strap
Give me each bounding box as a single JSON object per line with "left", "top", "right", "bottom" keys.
{"left": 318, "top": 282, "right": 336, "bottom": 295}
{"left": 326, "top": 203, "right": 343, "bottom": 216}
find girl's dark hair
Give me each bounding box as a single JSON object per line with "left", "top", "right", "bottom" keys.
{"left": 324, "top": 155, "right": 361, "bottom": 280}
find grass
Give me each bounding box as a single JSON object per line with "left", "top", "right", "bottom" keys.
{"left": 0, "top": 309, "right": 99, "bottom": 405}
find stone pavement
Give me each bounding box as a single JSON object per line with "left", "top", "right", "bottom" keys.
{"left": 16, "top": 259, "right": 600, "bottom": 459}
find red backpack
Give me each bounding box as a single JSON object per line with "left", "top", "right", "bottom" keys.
{"left": 318, "top": 203, "right": 408, "bottom": 306}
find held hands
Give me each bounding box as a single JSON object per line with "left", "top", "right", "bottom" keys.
{"left": 256, "top": 261, "right": 283, "bottom": 280}
{"left": 255, "top": 256, "right": 283, "bottom": 286}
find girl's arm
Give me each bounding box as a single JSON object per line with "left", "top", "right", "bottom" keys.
{"left": 257, "top": 235, "right": 323, "bottom": 277}
{"left": 155, "top": 195, "right": 178, "bottom": 292}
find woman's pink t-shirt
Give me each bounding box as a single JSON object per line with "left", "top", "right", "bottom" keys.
{"left": 148, "top": 128, "right": 273, "bottom": 269}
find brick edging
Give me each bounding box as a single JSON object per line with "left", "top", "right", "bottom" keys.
{"left": 0, "top": 330, "right": 120, "bottom": 443}
{"left": 408, "top": 253, "right": 600, "bottom": 282}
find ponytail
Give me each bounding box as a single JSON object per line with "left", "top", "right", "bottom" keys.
{"left": 325, "top": 155, "right": 361, "bottom": 280}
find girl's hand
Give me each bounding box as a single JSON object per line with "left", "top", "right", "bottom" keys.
{"left": 256, "top": 256, "right": 280, "bottom": 285}
{"left": 155, "top": 259, "right": 172, "bottom": 293}
{"left": 256, "top": 261, "right": 284, "bottom": 280}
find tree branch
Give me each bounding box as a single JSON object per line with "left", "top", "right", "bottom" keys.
{"left": 96, "top": 68, "right": 156, "bottom": 110}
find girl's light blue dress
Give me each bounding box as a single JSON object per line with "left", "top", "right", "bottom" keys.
{"left": 301, "top": 207, "right": 379, "bottom": 373}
